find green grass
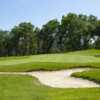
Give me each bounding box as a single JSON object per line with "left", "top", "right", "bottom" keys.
{"left": 0, "top": 75, "right": 100, "bottom": 100}
{"left": 0, "top": 49, "right": 100, "bottom": 72}
{"left": 72, "top": 69, "right": 100, "bottom": 84}
{"left": 0, "top": 49, "right": 100, "bottom": 100}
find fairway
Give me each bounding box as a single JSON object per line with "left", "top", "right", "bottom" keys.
{"left": 0, "top": 75, "right": 100, "bottom": 100}
{"left": 0, "top": 49, "right": 100, "bottom": 100}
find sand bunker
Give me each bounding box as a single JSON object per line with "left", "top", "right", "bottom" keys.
{"left": 29, "top": 68, "right": 100, "bottom": 88}
{"left": 0, "top": 68, "right": 100, "bottom": 88}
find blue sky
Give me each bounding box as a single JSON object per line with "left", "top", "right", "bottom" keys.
{"left": 0, "top": 0, "right": 100, "bottom": 30}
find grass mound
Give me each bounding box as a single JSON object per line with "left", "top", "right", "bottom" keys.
{"left": 72, "top": 69, "right": 100, "bottom": 84}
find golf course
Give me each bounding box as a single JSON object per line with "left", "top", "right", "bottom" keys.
{"left": 0, "top": 0, "right": 100, "bottom": 100}
{"left": 0, "top": 49, "right": 100, "bottom": 100}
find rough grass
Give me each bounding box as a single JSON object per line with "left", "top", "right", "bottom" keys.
{"left": 0, "top": 49, "right": 100, "bottom": 72}
{"left": 0, "top": 75, "right": 100, "bottom": 100}
{"left": 72, "top": 69, "right": 100, "bottom": 84}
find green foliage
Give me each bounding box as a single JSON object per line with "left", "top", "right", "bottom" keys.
{"left": 59, "top": 13, "right": 97, "bottom": 51}
{"left": 10, "top": 22, "right": 36, "bottom": 56}
{"left": 38, "top": 19, "right": 59, "bottom": 53}
{"left": 0, "top": 30, "right": 9, "bottom": 56}
{"left": 0, "top": 13, "right": 100, "bottom": 56}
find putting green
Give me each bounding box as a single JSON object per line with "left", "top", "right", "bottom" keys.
{"left": 0, "top": 49, "right": 100, "bottom": 72}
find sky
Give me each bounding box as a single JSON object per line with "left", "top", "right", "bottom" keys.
{"left": 0, "top": 0, "right": 100, "bottom": 30}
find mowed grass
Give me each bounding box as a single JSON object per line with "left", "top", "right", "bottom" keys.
{"left": 0, "top": 75, "right": 100, "bottom": 100}
{"left": 0, "top": 49, "right": 100, "bottom": 72}
{"left": 0, "top": 49, "right": 100, "bottom": 100}
{"left": 72, "top": 69, "right": 100, "bottom": 84}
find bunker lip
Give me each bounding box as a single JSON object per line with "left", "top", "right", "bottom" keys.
{"left": 0, "top": 68, "right": 100, "bottom": 88}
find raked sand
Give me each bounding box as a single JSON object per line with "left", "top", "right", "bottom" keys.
{"left": 0, "top": 68, "right": 100, "bottom": 88}
{"left": 29, "top": 68, "right": 100, "bottom": 88}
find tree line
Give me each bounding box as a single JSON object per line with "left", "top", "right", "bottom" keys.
{"left": 0, "top": 13, "right": 100, "bottom": 56}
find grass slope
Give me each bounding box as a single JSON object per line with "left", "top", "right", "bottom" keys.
{"left": 0, "top": 75, "right": 100, "bottom": 100}
{"left": 72, "top": 69, "right": 100, "bottom": 84}
{"left": 0, "top": 49, "right": 100, "bottom": 72}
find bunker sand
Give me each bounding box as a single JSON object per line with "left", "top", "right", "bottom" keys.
{"left": 0, "top": 68, "right": 100, "bottom": 88}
